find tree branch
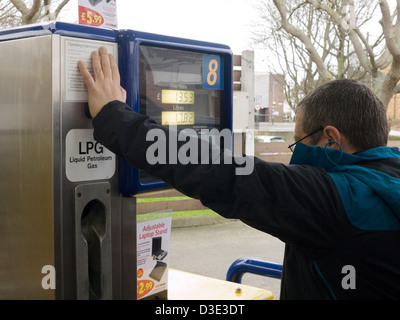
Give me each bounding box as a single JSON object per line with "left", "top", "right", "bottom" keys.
{"left": 9, "top": 0, "right": 28, "bottom": 15}
{"left": 379, "top": 0, "right": 400, "bottom": 57}
{"left": 55, "top": 0, "right": 70, "bottom": 18}
{"left": 24, "top": 0, "right": 41, "bottom": 24}
{"left": 273, "top": 0, "right": 330, "bottom": 80}
{"left": 396, "top": 0, "right": 400, "bottom": 48}
{"left": 306, "top": 0, "right": 373, "bottom": 74}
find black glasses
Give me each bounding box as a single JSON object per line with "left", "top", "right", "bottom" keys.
{"left": 288, "top": 127, "right": 324, "bottom": 152}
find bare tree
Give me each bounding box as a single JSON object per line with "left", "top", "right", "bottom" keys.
{"left": 0, "top": 1, "right": 18, "bottom": 27}
{"left": 254, "top": 0, "right": 400, "bottom": 110}
{"left": 0, "top": 0, "right": 70, "bottom": 27}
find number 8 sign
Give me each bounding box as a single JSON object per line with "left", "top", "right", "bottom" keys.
{"left": 203, "top": 54, "right": 224, "bottom": 90}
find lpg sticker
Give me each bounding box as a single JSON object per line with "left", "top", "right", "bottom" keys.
{"left": 66, "top": 129, "right": 115, "bottom": 182}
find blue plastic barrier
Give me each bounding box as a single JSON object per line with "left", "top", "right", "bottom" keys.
{"left": 226, "top": 257, "right": 282, "bottom": 283}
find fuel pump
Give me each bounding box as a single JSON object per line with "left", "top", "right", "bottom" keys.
{"left": 0, "top": 22, "right": 135, "bottom": 299}
{"left": 0, "top": 22, "right": 233, "bottom": 300}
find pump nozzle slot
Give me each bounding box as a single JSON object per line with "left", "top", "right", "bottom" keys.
{"left": 75, "top": 182, "right": 112, "bottom": 300}
{"left": 81, "top": 200, "right": 106, "bottom": 299}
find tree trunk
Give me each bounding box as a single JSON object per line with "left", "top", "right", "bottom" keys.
{"left": 379, "top": 58, "right": 400, "bottom": 108}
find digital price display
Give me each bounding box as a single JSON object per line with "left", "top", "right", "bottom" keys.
{"left": 138, "top": 45, "right": 225, "bottom": 183}
{"left": 162, "top": 90, "right": 195, "bottom": 105}
{"left": 117, "top": 29, "right": 233, "bottom": 196}
{"left": 139, "top": 45, "right": 223, "bottom": 131}
{"left": 161, "top": 111, "right": 195, "bottom": 125}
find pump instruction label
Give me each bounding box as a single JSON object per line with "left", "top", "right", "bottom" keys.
{"left": 66, "top": 129, "right": 115, "bottom": 182}
{"left": 64, "top": 38, "right": 117, "bottom": 102}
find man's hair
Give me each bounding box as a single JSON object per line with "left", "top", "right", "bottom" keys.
{"left": 296, "top": 79, "right": 388, "bottom": 152}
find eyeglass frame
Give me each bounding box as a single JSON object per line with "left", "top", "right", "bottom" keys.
{"left": 288, "top": 127, "right": 324, "bottom": 152}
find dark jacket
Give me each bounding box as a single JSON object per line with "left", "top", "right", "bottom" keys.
{"left": 93, "top": 101, "right": 400, "bottom": 299}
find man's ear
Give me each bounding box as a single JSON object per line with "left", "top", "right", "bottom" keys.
{"left": 322, "top": 126, "right": 342, "bottom": 150}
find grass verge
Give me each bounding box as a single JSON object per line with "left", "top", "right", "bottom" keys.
{"left": 137, "top": 196, "right": 218, "bottom": 218}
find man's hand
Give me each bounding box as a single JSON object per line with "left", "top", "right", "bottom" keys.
{"left": 78, "top": 46, "right": 126, "bottom": 118}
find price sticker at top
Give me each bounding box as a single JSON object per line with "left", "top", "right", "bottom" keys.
{"left": 78, "top": 0, "right": 118, "bottom": 29}
{"left": 79, "top": 6, "right": 104, "bottom": 27}
{"left": 203, "top": 54, "right": 224, "bottom": 90}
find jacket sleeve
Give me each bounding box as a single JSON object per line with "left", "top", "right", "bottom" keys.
{"left": 92, "top": 101, "right": 346, "bottom": 250}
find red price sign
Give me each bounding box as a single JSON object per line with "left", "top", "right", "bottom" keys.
{"left": 79, "top": 6, "right": 104, "bottom": 27}
{"left": 137, "top": 280, "right": 154, "bottom": 299}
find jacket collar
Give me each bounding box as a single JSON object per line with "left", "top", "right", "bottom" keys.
{"left": 289, "top": 142, "right": 400, "bottom": 171}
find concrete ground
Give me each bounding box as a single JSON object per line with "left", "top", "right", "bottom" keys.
{"left": 169, "top": 219, "right": 285, "bottom": 300}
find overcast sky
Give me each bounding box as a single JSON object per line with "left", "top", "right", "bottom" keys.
{"left": 61, "top": 0, "right": 268, "bottom": 70}
{"left": 116, "top": 0, "right": 259, "bottom": 54}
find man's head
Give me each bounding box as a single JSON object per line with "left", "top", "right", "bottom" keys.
{"left": 294, "top": 79, "right": 389, "bottom": 153}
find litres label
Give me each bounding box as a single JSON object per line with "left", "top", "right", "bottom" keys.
{"left": 66, "top": 129, "right": 115, "bottom": 182}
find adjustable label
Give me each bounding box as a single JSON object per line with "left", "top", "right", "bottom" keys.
{"left": 137, "top": 213, "right": 172, "bottom": 299}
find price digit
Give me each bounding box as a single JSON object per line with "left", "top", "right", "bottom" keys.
{"left": 137, "top": 280, "right": 154, "bottom": 299}
{"left": 94, "top": 15, "right": 102, "bottom": 24}
{"left": 86, "top": 10, "right": 93, "bottom": 24}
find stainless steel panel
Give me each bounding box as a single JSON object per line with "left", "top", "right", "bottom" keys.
{"left": 58, "top": 37, "right": 123, "bottom": 299}
{"left": 0, "top": 35, "right": 55, "bottom": 299}
{"left": 0, "top": 32, "right": 135, "bottom": 300}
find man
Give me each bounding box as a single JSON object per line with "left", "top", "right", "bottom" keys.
{"left": 79, "top": 46, "right": 400, "bottom": 299}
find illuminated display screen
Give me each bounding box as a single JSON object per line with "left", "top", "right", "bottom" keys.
{"left": 139, "top": 45, "right": 224, "bottom": 182}
{"left": 162, "top": 90, "right": 195, "bottom": 105}
{"left": 139, "top": 45, "right": 223, "bottom": 130}
{"left": 161, "top": 111, "right": 195, "bottom": 125}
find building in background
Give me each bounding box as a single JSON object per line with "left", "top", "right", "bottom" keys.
{"left": 254, "top": 73, "right": 292, "bottom": 125}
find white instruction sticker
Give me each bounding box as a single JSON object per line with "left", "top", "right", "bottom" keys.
{"left": 66, "top": 129, "right": 115, "bottom": 182}
{"left": 64, "top": 38, "right": 117, "bottom": 101}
